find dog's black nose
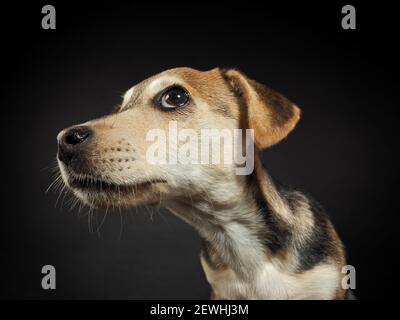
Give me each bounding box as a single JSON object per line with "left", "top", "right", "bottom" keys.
{"left": 65, "top": 127, "right": 90, "bottom": 145}
{"left": 57, "top": 126, "right": 93, "bottom": 164}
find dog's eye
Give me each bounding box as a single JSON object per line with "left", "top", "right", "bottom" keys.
{"left": 159, "top": 87, "right": 190, "bottom": 109}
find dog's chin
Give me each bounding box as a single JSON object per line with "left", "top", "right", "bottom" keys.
{"left": 60, "top": 168, "right": 167, "bottom": 209}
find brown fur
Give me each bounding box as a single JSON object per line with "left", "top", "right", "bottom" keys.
{"left": 57, "top": 67, "right": 347, "bottom": 300}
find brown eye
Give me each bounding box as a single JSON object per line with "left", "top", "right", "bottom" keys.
{"left": 159, "top": 87, "right": 190, "bottom": 109}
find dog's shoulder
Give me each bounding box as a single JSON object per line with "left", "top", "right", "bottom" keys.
{"left": 282, "top": 186, "right": 343, "bottom": 271}
{"left": 255, "top": 176, "right": 345, "bottom": 273}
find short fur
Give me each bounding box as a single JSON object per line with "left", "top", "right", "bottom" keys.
{"left": 56, "top": 67, "right": 347, "bottom": 300}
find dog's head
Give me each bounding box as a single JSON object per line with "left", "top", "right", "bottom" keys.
{"left": 57, "top": 67, "right": 300, "bottom": 208}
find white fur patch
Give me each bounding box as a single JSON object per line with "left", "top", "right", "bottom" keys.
{"left": 121, "top": 87, "right": 134, "bottom": 107}
{"left": 145, "top": 75, "right": 183, "bottom": 100}
{"left": 202, "top": 258, "right": 339, "bottom": 300}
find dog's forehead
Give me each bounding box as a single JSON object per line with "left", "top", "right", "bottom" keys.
{"left": 155, "top": 67, "right": 221, "bottom": 88}
{"left": 121, "top": 68, "right": 225, "bottom": 108}
{"left": 120, "top": 68, "right": 237, "bottom": 118}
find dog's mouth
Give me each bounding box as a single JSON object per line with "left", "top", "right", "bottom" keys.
{"left": 64, "top": 168, "right": 167, "bottom": 195}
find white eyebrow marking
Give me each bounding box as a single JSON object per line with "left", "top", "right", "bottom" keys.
{"left": 120, "top": 74, "right": 183, "bottom": 111}
{"left": 121, "top": 87, "right": 134, "bottom": 107}
{"left": 147, "top": 75, "right": 182, "bottom": 96}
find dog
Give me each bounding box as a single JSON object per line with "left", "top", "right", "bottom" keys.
{"left": 56, "top": 67, "right": 349, "bottom": 299}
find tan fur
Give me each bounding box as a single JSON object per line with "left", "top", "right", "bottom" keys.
{"left": 57, "top": 67, "right": 347, "bottom": 300}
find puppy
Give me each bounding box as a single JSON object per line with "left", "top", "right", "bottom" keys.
{"left": 57, "top": 67, "right": 348, "bottom": 299}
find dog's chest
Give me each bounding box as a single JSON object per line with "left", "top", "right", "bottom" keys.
{"left": 200, "top": 257, "right": 339, "bottom": 300}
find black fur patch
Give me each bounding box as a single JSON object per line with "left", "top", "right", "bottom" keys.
{"left": 291, "top": 193, "right": 336, "bottom": 272}
{"left": 249, "top": 171, "right": 337, "bottom": 272}
{"left": 249, "top": 174, "right": 292, "bottom": 254}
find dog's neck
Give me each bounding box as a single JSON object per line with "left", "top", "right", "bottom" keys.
{"left": 166, "top": 158, "right": 288, "bottom": 280}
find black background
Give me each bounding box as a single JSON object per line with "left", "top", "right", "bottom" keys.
{"left": 0, "top": 1, "right": 398, "bottom": 300}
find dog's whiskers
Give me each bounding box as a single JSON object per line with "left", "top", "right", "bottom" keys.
{"left": 45, "top": 174, "right": 63, "bottom": 194}
{"left": 96, "top": 206, "right": 109, "bottom": 234}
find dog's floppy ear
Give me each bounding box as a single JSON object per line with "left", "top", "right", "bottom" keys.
{"left": 223, "top": 69, "right": 301, "bottom": 149}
